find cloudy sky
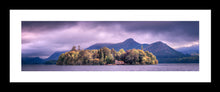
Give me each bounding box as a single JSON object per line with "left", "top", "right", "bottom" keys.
{"left": 22, "top": 21, "right": 199, "bottom": 58}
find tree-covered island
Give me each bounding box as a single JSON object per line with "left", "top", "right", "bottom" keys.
{"left": 56, "top": 46, "right": 158, "bottom": 65}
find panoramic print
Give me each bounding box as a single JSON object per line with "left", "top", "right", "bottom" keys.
{"left": 22, "top": 21, "right": 199, "bottom": 71}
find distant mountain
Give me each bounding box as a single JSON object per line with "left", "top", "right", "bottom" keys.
{"left": 44, "top": 38, "right": 195, "bottom": 63}
{"left": 176, "top": 45, "right": 199, "bottom": 55}
{"left": 45, "top": 51, "right": 68, "bottom": 61}
{"left": 144, "top": 41, "right": 185, "bottom": 58}
{"left": 22, "top": 51, "right": 68, "bottom": 64}
{"left": 87, "top": 38, "right": 184, "bottom": 58}
{"left": 87, "top": 38, "right": 149, "bottom": 51}
{"left": 22, "top": 57, "right": 45, "bottom": 64}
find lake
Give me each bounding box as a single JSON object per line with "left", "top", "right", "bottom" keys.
{"left": 22, "top": 63, "right": 199, "bottom": 71}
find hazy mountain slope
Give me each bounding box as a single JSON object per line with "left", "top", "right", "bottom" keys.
{"left": 176, "top": 45, "right": 199, "bottom": 55}
{"left": 45, "top": 51, "right": 68, "bottom": 61}
{"left": 144, "top": 41, "right": 185, "bottom": 58}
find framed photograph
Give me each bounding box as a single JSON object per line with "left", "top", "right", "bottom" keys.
{"left": 10, "top": 10, "right": 211, "bottom": 83}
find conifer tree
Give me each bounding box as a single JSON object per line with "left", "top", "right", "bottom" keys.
{"left": 78, "top": 45, "right": 80, "bottom": 50}
{"left": 141, "top": 45, "right": 143, "bottom": 50}
{"left": 71, "top": 46, "right": 76, "bottom": 51}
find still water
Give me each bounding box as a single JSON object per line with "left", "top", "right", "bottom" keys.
{"left": 22, "top": 63, "right": 199, "bottom": 71}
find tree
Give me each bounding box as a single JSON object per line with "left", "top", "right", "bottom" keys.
{"left": 141, "top": 56, "right": 147, "bottom": 64}
{"left": 95, "top": 58, "right": 100, "bottom": 64}
{"left": 155, "top": 59, "right": 158, "bottom": 64}
{"left": 141, "top": 45, "right": 143, "bottom": 50}
{"left": 99, "top": 49, "right": 104, "bottom": 62}
{"left": 118, "top": 49, "right": 126, "bottom": 61}
{"left": 70, "top": 51, "right": 79, "bottom": 64}
{"left": 56, "top": 53, "right": 65, "bottom": 65}
{"left": 63, "top": 56, "right": 68, "bottom": 65}
{"left": 138, "top": 50, "right": 147, "bottom": 64}
{"left": 78, "top": 45, "right": 80, "bottom": 51}
{"left": 124, "top": 49, "right": 139, "bottom": 64}
{"left": 119, "top": 49, "right": 126, "bottom": 54}
{"left": 57, "top": 46, "right": 158, "bottom": 65}
{"left": 92, "top": 50, "right": 99, "bottom": 59}
{"left": 71, "top": 46, "right": 77, "bottom": 51}
{"left": 144, "top": 51, "right": 158, "bottom": 64}
{"left": 106, "top": 54, "right": 114, "bottom": 64}
{"left": 78, "top": 50, "right": 92, "bottom": 65}
{"left": 66, "top": 56, "right": 73, "bottom": 65}
{"left": 111, "top": 48, "right": 117, "bottom": 59}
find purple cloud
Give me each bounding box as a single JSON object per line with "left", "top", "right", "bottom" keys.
{"left": 22, "top": 21, "right": 199, "bottom": 58}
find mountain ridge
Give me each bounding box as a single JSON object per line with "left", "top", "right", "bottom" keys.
{"left": 87, "top": 38, "right": 148, "bottom": 51}
{"left": 48, "top": 38, "right": 185, "bottom": 61}
{"left": 45, "top": 50, "right": 68, "bottom": 61}
{"left": 22, "top": 38, "right": 197, "bottom": 64}
{"left": 145, "top": 41, "right": 185, "bottom": 58}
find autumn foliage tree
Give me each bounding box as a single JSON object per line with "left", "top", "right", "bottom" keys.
{"left": 57, "top": 46, "right": 158, "bottom": 65}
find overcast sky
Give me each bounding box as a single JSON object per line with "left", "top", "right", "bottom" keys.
{"left": 22, "top": 21, "right": 199, "bottom": 58}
